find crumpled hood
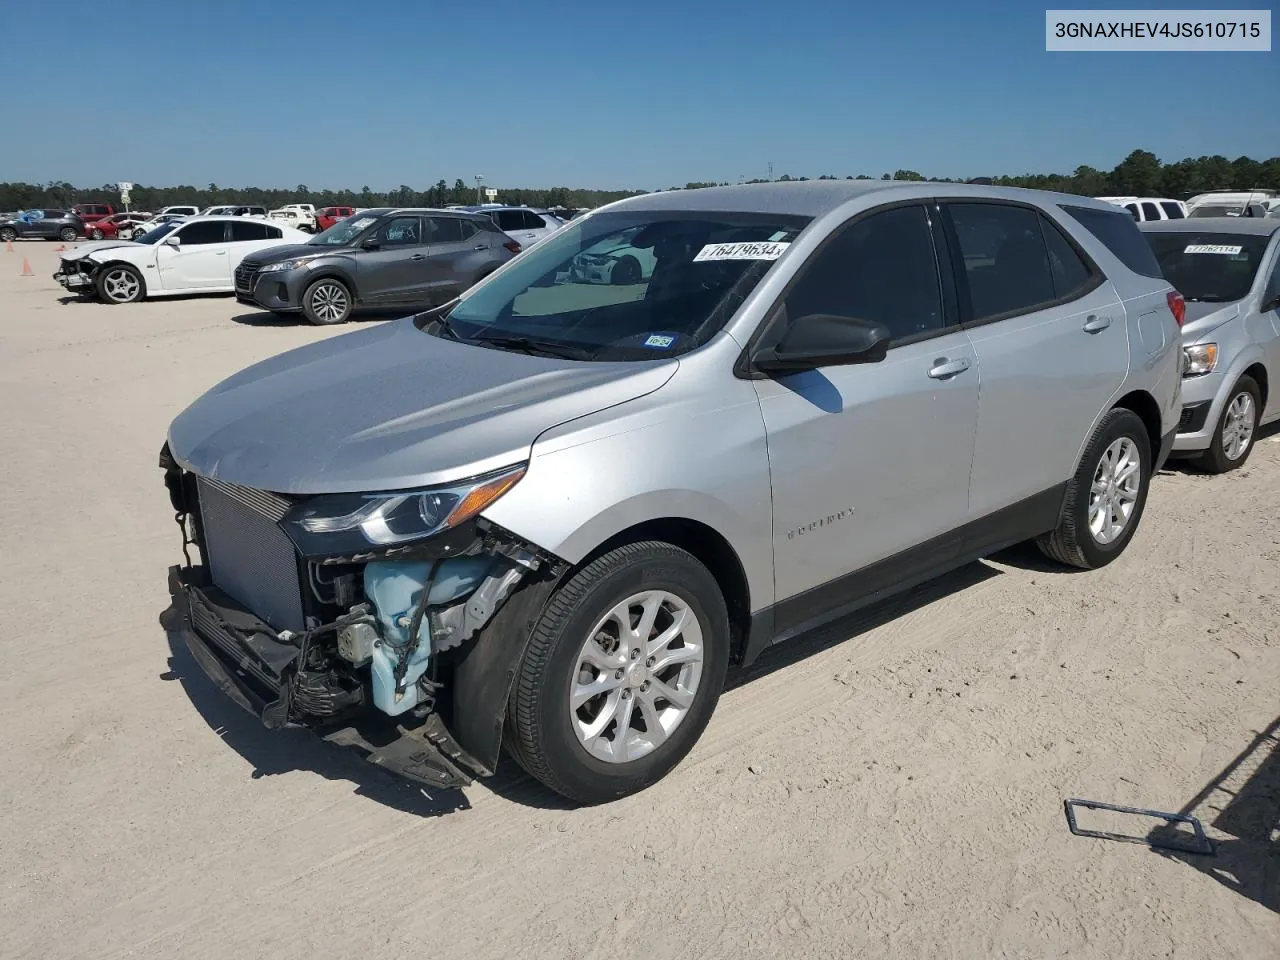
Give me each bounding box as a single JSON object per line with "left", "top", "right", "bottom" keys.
{"left": 1182, "top": 301, "right": 1241, "bottom": 342}
{"left": 168, "top": 317, "right": 678, "bottom": 494}
{"left": 62, "top": 240, "right": 139, "bottom": 260}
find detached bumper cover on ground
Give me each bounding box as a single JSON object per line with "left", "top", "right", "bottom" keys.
{"left": 166, "top": 564, "right": 489, "bottom": 790}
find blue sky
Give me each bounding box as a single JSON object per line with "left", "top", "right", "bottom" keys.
{"left": 5, "top": 0, "right": 1277, "bottom": 190}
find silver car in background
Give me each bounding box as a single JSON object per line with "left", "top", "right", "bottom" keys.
{"left": 161, "top": 181, "right": 1182, "bottom": 804}
{"left": 1140, "top": 217, "right": 1280, "bottom": 471}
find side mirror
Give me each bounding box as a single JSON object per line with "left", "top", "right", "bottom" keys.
{"left": 163, "top": 234, "right": 181, "bottom": 247}
{"left": 1262, "top": 292, "right": 1280, "bottom": 313}
{"left": 753, "top": 314, "right": 891, "bottom": 373}
{"left": 361, "top": 237, "right": 381, "bottom": 250}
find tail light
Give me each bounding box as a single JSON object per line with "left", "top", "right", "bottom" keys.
{"left": 1167, "top": 289, "right": 1186, "bottom": 328}
{"left": 503, "top": 240, "right": 522, "bottom": 254}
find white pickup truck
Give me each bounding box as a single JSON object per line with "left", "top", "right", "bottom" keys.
{"left": 268, "top": 203, "right": 317, "bottom": 232}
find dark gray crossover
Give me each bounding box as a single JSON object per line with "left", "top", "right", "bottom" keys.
{"left": 234, "top": 207, "right": 521, "bottom": 324}
{"left": 0, "top": 209, "right": 84, "bottom": 243}
{"left": 163, "top": 181, "right": 1182, "bottom": 804}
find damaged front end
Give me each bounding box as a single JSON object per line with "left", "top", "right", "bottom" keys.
{"left": 160, "top": 444, "right": 564, "bottom": 790}
{"left": 53, "top": 255, "right": 100, "bottom": 295}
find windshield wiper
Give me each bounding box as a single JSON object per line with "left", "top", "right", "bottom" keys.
{"left": 471, "top": 335, "right": 595, "bottom": 360}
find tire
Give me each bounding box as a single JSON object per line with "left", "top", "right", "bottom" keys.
{"left": 1037, "top": 408, "right": 1151, "bottom": 570}
{"left": 0, "top": 227, "right": 15, "bottom": 243}
{"left": 95, "top": 263, "right": 145, "bottom": 304}
{"left": 1196, "top": 375, "right": 1260, "bottom": 474}
{"left": 59, "top": 227, "right": 78, "bottom": 242}
{"left": 611, "top": 255, "right": 642, "bottom": 285}
{"left": 301, "top": 278, "right": 352, "bottom": 325}
{"left": 506, "top": 542, "right": 730, "bottom": 804}
{"left": 91, "top": 228, "right": 105, "bottom": 240}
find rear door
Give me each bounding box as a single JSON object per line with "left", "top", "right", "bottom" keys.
{"left": 940, "top": 199, "right": 1127, "bottom": 519}
{"left": 38, "top": 211, "right": 65, "bottom": 238}
{"left": 156, "top": 220, "right": 233, "bottom": 289}
{"left": 756, "top": 202, "right": 980, "bottom": 611}
{"left": 422, "top": 216, "right": 488, "bottom": 302}
{"left": 356, "top": 215, "right": 427, "bottom": 302}
{"left": 494, "top": 209, "right": 542, "bottom": 247}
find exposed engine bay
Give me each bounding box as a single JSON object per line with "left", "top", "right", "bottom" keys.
{"left": 160, "top": 444, "right": 565, "bottom": 790}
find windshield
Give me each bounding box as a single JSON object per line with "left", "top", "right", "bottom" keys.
{"left": 1143, "top": 231, "right": 1272, "bottom": 303}
{"left": 309, "top": 214, "right": 380, "bottom": 246}
{"left": 422, "top": 210, "right": 810, "bottom": 361}
{"left": 134, "top": 221, "right": 181, "bottom": 244}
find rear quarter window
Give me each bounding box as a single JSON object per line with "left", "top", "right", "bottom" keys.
{"left": 1060, "top": 205, "right": 1164, "bottom": 279}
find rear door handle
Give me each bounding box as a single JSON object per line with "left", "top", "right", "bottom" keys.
{"left": 410, "top": 253, "right": 426, "bottom": 261}
{"left": 927, "top": 357, "right": 971, "bottom": 380}
{"left": 473, "top": 244, "right": 487, "bottom": 251}
{"left": 1083, "top": 314, "right": 1112, "bottom": 333}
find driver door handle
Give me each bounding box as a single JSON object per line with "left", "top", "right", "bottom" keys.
{"left": 473, "top": 244, "right": 487, "bottom": 251}
{"left": 927, "top": 357, "right": 971, "bottom": 380}
{"left": 1083, "top": 314, "right": 1112, "bottom": 333}
{"left": 410, "top": 253, "right": 426, "bottom": 261}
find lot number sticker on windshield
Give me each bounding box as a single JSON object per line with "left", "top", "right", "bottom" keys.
{"left": 1184, "top": 244, "right": 1243, "bottom": 255}
{"left": 693, "top": 240, "right": 790, "bottom": 262}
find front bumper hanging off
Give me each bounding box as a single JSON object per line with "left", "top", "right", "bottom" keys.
{"left": 166, "top": 564, "right": 489, "bottom": 791}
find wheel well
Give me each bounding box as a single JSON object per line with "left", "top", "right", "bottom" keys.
{"left": 1242, "top": 363, "right": 1268, "bottom": 408}
{"left": 581, "top": 518, "right": 752, "bottom": 663}
{"left": 1113, "top": 389, "right": 1162, "bottom": 463}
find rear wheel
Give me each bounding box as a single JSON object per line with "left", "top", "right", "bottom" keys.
{"left": 0, "top": 226, "right": 15, "bottom": 243}
{"left": 59, "top": 227, "right": 78, "bottom": 242}
{"left": 506, "top": 542, "right": 730, "bottom": 804}
{"left": 301, "top": 278, "right": 352, "bottom": 325}
{"left": 611, "top": 255, "right": 642, "bottom": 285}
{"left": 1037, "top": 408, "right": 1151, "bottom": 569}
{"left": 1197, "top": 376, "right": 1260, "bottom": 474}
{"left": 96, "top": 264, "right": 145, "bottom": 303}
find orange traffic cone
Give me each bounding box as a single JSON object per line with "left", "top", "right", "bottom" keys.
{"left": 4, "top": 240, "right": 12, "bottom": 253}
{"left": 54, "top": 244, "right": 66, "bottom": 252}
{"left": 21, "top": 257, "right": 34, "bottom": 276}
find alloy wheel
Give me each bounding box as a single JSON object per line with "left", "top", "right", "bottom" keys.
{"left": 102, "top": 268, "right": 140, "bottom": 302}
{"left": 1222, "top": 391, "right": 1255, "bottom": 461}
{"left": 310, "top": 282, "right": 348, "bottom": 322}
{"left": 1088, "top": 436, "right": 1141, "bottom": 545}
{"left": 570, "top": 590, "right": 704, "bottom": 764}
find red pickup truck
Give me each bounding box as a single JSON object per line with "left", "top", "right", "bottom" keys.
{"left": 71, "top": 202, "right": 117, "bottom": 224}
{"left": 315, "top": 206, "right": 354, "bottom": 231}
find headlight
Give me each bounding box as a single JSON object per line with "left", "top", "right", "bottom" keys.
{"left": 1183, "top": 343, "right": 1218, "bottom": 377}
{"left": 260, "top": 258, "right": 315, "bottom": 273}
{"left": 281, "top": 463, "right": 526, "bottom": 556}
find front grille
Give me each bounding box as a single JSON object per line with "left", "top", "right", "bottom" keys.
{"left": 196, "top": 477, "right": 305, "bottom": 631}
{"left": 234, "top": 263, "right": 260, "bottom": 292}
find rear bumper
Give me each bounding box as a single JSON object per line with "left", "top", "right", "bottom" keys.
{"left": 166, "top": 564, "right": 486, "bottom": 790}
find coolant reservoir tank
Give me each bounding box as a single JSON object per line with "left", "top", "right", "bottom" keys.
{"left": 363, "top": 557, "right": 493, "bottom": 716}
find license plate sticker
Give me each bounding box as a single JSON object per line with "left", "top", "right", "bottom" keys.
{"left": 1184, "top": 244, "right": 1243, "bottom": 255}
{"left": 693, "top": 240, "right": 790, "bottom": 262}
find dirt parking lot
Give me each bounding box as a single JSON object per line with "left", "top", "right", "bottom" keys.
{"left": 2, "top": 239, "right": 1277, "bottom": 959}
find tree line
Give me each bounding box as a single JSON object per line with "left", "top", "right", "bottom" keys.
{"left": 3, "top": 150, "right": 1278, "bottom": 213}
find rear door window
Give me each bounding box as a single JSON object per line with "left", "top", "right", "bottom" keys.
{"left": 494, "top": 210, "right": 524, "bottom": 231}
{"left": 784, "top": 204, "right": 946, "bottom": 343}
{"left": 175, "top": 221, "right": 228, "bottom": 244}
{"left": 946, "top": 202, "right": 1056, "bottom": 322}
{"left": 1159, "top": 201, "right": 1185, "bottom": 219}
{"left": 521, "top": 210, "right": 547, "bottom": 230}
{"left": 1060, "top": 204, "right": 1164, "bottom": 279}
{"left": 427, "top": 216, "right": 464, "bottom": 243}
{"left": 229, "top": 220, "right": 271, "bottom": 241}
{"left": 1141, "top": 202, "right": 1161, "bottom": 222}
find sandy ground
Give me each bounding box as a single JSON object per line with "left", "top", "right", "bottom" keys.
{"left": 1, "top": 239, "right": 1277, "bottom": 960}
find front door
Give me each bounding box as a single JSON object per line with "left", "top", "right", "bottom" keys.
{"left": 356, "top": 215, "right": 428, "bottom": 302}
{"left": 156, "top": 220, "right": 233, "bottom": 290}
{"left": 940, "top": 200, "right": 1129, "bottom": 519}
{"left": 755, "top": 203, "right": 979, "bottom": 618}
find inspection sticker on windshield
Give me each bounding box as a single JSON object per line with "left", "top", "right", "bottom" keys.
{"left": 1184, "top": 244, "right": 1243, "bottom": 255}
{"left": 643, "top": 334, "right": 676, "bottom": 349}
{"left": 693, "top": 240, "right": 790, "bottom": 262}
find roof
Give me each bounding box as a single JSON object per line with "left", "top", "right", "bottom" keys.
{"left": 1139, "top": 216, "right": 1280, "bottom": 237}
{"left": 605, "top": 180, "right": 1120, "bottom": 218}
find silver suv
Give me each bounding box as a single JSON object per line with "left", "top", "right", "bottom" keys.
{"left": 162, "top": 182, "right": 1183, "bottom": 804}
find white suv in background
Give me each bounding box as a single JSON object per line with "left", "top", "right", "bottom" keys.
{"left": 1097, "top": 196, "right": 1188, "bottom": 222}
{"left": 463, "top": 205, "right": 566, "bottom": 247}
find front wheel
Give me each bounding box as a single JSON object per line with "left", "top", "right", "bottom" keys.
{"left": 0, "top": 227, "right": 16, "bottom": 243}
{"left": 1197, "top": 376, "right": 1260, "bottom": 474}
{"left": 506, "top": 542, "right": 730, "bottom": 804}
{"left": 91, "top": 228, "right": 105, "bottom": 240}
{"left": 96, "top": 264, "right": 145, "bottom": 303}
{"left": 1037, "top": 408, "right": 1151, "bottom": 569}
{"left": 59, "top": 227, "right": 78, "bottom": 242}
{"left": 301, "top": 278, "right": 352, "bottom": 325}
